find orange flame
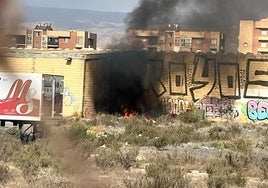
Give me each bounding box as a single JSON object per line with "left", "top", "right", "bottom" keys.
{"left": 123, "top": 108, "right": 137, "bottom": 117}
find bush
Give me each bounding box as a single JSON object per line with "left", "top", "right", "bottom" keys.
{"left": 0, "top": 163, "right": 10, "bottom": 183}
{"left": 206, "top": 160, "right": 247, "bottom": 188}
{"left": 259, "top": 157, "right": 268, "bottom": 179}
{"left": 179, "top": 111, "right": 199, "bottom": 124}
{"left": 14, "top": 141, "right": 62, "bottom": 176}
{"left": 124, "top": 156, "right": 190, "bottom": 188}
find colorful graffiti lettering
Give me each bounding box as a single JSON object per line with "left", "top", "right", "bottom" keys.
{"left": 195, "top": 96, "right": 239, "bottom": 120}
{"left": 161, "top": 98, "right": 193, "bottom": 115}
{"left": 247, "top": 100, "right": 268, "bottom": 120}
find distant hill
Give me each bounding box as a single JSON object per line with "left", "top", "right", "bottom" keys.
{"left": 22, "top": 6, "right": 128, "bottom": 49}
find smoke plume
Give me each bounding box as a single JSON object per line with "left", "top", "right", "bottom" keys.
{"left": 0, "top": 0, "right": 22, "bottom": 59}
{"left": 125, "top": 0, "right": 268, "bottom": 52}
{"left": 126, "top": 0, "right": 268, "bottom": 30}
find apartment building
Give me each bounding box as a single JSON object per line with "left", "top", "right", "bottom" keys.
{"left": 6, "top": 23, "right": 97, "bottom": 50}
{"left": 128, "top": 25, "right": 225, "bottom": 53}
{"left": 238, "top": 18, "right": 268, "bottom": 55}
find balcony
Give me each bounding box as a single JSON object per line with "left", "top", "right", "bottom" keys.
{"left": 75, "top": 44, "right": 83, "bottom": 49}
{"left": 258, "top": 47, "right": 268, "bottom": 53}
{"left": 258, "top": 36, "right": 268, "bottom": 41}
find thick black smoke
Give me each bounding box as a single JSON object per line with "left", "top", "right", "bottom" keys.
{"left": 125, "top": 0, "right": 268, "bottom": 52}
{"left": 126, "top": 0, "right": 268, "bottom": 30}
{"left": 126, "top": 0, "right": 181, "bottom": 29}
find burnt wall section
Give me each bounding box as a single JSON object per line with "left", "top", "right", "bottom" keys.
{"left": 84, "top": 51, "right": 147, "bottom": 117}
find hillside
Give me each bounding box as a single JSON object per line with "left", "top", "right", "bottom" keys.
{"left": 21, "top": 6, "right": 128, "bottom": 49}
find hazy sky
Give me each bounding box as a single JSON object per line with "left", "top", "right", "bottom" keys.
{"left": 21, "top": 0, "right": 139, "bottom": 12}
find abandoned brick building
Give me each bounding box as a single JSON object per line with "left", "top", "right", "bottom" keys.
{"left": 238, "top": 18, "right": 268, "bottom": 55}
{"left": 128, "top": 24, "right": 225, "bottom": 54}
{"left": 4, "top": 23, "right": 97, "bottom": 50}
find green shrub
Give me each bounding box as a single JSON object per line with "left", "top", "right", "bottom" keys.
{"left": 179, "top": 111, "right": 199, "bottom": 124}
{"left": 206, "top": 160, "right": 247, "bottom": 188}
{"left": 66, "top": 123, "right": 88, "bottom": 142}
{"left": 259, "top": 157, "right": 268, "bottom": 179}
{"left": 121, "top": 123, "right": 161, "bottom": 147}
{"left": 0, "top": 163, "right": 10, "bottom": 183}
{"left": 125, "top": 156, "right": 190, "bottom": 188}
{"left": 95, "top": 148, "right": 119, "bottom": 169}
{"left": 224, "top": 138, "right": 252, "bottom": 153}
{"left": 0, "top": 133, "right": 21, "bottom": 162}
{"left": 117, "top": 147, "right": 139, "bottom": 170}
{"left": 14, "top": 141, "right": 62, "bottom": 176}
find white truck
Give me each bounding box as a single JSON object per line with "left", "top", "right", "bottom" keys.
{"left": 0, "top": 72, "right": 64, "bottom": 142}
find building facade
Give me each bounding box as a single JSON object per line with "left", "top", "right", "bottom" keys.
{"left": 6, "top": 23, "right": 97, "bottom": 50}
{"left": 128, "top": 25, "right": 225, "bottom": 53}
{"left": 238, "top": 18, "right": 268, "bottom": 55}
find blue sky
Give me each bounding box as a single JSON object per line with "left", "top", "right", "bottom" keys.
{"left": 21, "top": 0, "right": 139, "bottom": 12}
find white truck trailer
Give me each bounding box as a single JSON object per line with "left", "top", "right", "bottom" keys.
{"left": 0, "top": 72, "right": 64, "bottom": 141}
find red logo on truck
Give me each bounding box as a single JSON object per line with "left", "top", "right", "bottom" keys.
{"left": 0, "top": 79, "right": 40, "bottom": 116}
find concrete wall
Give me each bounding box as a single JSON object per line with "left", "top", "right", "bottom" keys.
{"left": 147, "top": 52, "right": 268, "bottom": 122}
{"left": 1, "top": 52, "right": 85, "bottom": 116}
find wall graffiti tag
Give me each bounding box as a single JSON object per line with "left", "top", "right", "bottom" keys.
{"left": 244, "top": 59, "right": 268, "bottom": 99}
{"left": 161, "top": 98, "right": 193, "bottom": 115}
{"left": 218, "top": 62, "right": 240, "bottom": 99}
{"left": 247, "top": 100, "right": 268, "bottom": 121}
{"left": 169, "top": 62, "right": 187, "bottom": 95}
{"left": 147, "top": 52, "right": 268, "bottom": 121}
{"left": 195, "top": 96, "right": 239, "bottom": 120}
{"left": 189, "top": 54, "right": 217, "bottom": 102}
{"left": 63, "top": 87, "right": 77, "bottom": 106}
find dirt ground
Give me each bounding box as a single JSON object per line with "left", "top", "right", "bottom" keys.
{"left": 2, "top": 115, "right": 268, "bottom": 188}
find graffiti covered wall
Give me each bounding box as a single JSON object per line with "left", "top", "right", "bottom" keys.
{"left": 147, "top": 52, "right": 268, "bottom": 122}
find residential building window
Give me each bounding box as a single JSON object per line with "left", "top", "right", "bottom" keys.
{"left": 175, "top": 37, "right": 180, "bottom": 46}
{"left": 261, "top": 42, "right": 267, "bottom": 48}
{"left": 35, "top": 41, "right": 40, "bottom": 46}
{"left": 149, "top": 37, "right": 157, "bottom": 45}
{"left": 168, "top": 43, "right": 172, "bottom": 47}
{"left": 42, "top": 36, "right": 47, "bottom": 42}
{"left": 142, "top": 39, "right": 147, "bottom": 42}
{"left": 77, "top": 37, "right": 83, "bottom": 44}
{"left": 27, "top": 34, "right": 32, "bottom": 43}
{"left": 262, "top": 30, "right": 268, "bottom": 36}
{"left": 167, "top": 32, "right": 173, "bottom": 38}
{"left": 35, "top": 32, "right": 40, "bottom": 37}
{"left": 180, "top": 38, "right": 192, "bottom": 47}
{"left": 211, "top": 39, "right": 217, "bottom": 45}
{"left": 63, "top": 38, "right": 69, "bottom": 43}
{"left": 158, "top": 37, "right": 165, "bottom": 44}
{"left": 196, "top": 39, "right": 203, "bottom": 44}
